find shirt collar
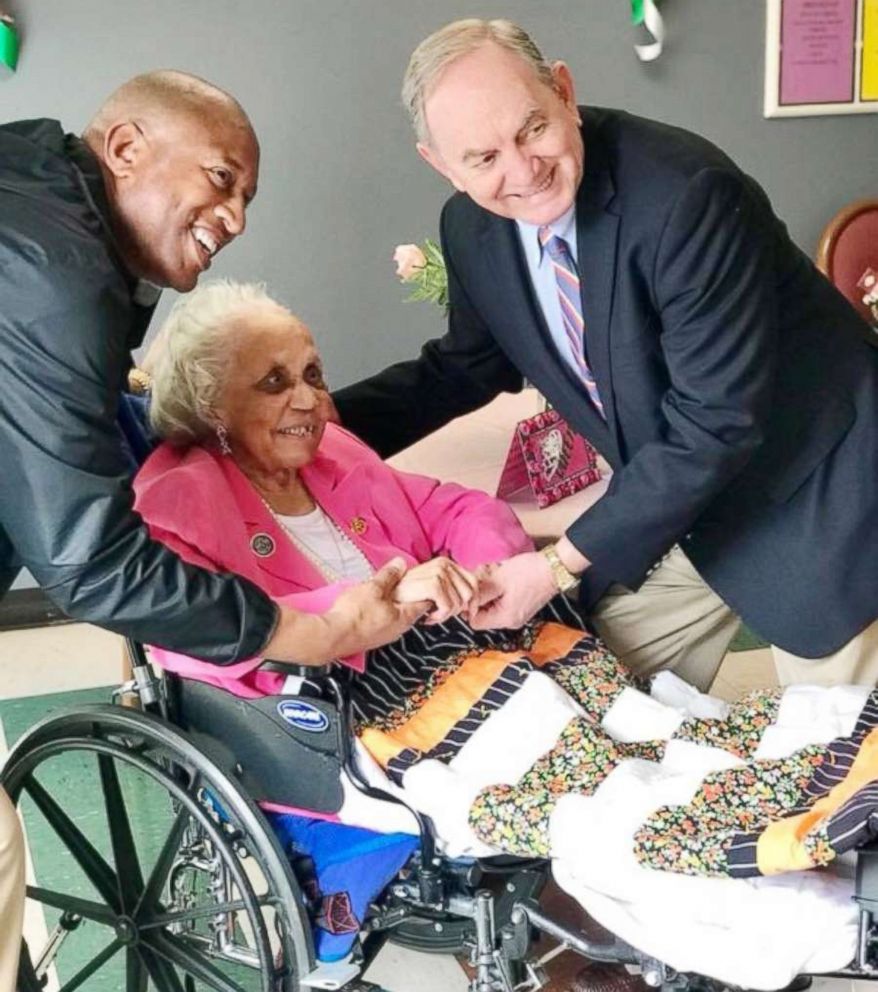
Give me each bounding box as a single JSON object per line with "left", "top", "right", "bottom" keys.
{"left": 516, "top": 204, "right": 578, "bottom": 267}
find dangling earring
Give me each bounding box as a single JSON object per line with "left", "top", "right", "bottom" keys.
{"left": 216, "top": 422, "right": 232, "bottom": 456}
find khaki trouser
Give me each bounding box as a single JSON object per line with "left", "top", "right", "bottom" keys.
{"left": 589, "top": 544, "right": 878, "bottom": 690}
{"left": 773, "top": 617, "right": 878, "bottom": 686}
{"left": 0, "top": 787, "right": 24, "bottom": 992}
{"left": 589, "top": 545, "right": 741, "bottom": 691}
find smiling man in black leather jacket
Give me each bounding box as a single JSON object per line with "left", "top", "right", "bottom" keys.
{"left": 0, "top": 73, "right": 421, "bottom": 667}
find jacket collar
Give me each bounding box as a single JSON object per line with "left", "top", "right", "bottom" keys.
{"left": 573, "top": 108, "right": 621, "bottom": 449}
{"left": 3, "top": 120, "right": 159, "bottom": 348}
{"left": 65, "top": 133, "right": 115, "bottom": 238}
{"left": 63, "top": 133, "right": 159, "bottom": 347}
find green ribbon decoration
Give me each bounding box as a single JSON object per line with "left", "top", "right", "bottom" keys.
{"left": 0, "top": 18, "right": 20, "bottom": 72}
{"left": 630, "top": 0, "right": 664, "bottom": 61}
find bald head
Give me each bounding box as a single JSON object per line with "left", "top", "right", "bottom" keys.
{"left": 84, "top": 70, "right": 260, "bottom": 293}
{"left": 83, "top": 70, "right": 252, "bottom": 148}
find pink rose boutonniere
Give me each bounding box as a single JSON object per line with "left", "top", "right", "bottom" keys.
{"left": 392, "top": 238, "right": 448, "bottom": 311}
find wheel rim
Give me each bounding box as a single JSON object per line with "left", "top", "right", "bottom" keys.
{"left": 3, "top": 706, "right": 313, "bottom": 992}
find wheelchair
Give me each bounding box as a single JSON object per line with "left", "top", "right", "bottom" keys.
{"left": 6, "top": 639, "right": 878, "bottom": 992}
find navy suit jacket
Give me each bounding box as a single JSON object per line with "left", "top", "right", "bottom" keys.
{"left": 335, "top": 107, "right": 878, "bottom": 656}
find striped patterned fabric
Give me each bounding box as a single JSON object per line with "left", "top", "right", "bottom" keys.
{"left": 350, "top": 596, "right": 594, "bottom": 780}
{"left": 539, "top": 226, "right": 605, "bottom": 418}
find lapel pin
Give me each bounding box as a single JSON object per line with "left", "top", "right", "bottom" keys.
{"left": 250, "top": 533, "right": 275, "bottom": 557}
{"left": 350, "top": 516, "right": 367, "bottom": 535}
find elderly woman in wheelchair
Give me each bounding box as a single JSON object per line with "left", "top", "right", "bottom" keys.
{"left": 7, "top": 281, "right": 878, "bottom": 992}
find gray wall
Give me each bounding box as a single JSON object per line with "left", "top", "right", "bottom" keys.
{"left": 4, "top": 0, "right": 875, "bottom": 592}
{"left": 4, "top": 0, "right": 876, "bottom": 388}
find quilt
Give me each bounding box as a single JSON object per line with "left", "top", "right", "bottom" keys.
{"left": 347, "top": 607, "right": 873, "bottom": 987}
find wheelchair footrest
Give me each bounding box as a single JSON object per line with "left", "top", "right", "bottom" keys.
{"left": 299, "top": 958, "right": 394, "bottom": 992}
{"left": 299, "top": 959, "right": 361, "bottom": 990}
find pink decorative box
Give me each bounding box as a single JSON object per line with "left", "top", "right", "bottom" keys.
{"left": 496, "top": 409, "right": 602, "bottom": 508}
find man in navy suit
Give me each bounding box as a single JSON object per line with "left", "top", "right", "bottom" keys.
{"left": 335, "top": 18, "right": 878, "bottom": 689}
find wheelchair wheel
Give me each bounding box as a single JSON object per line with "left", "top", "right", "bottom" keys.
{"left": 2, "top": 704, "right": 315, "bottom": 992}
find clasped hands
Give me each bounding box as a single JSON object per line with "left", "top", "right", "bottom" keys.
{"left": 301, "top": 549, "right": 570, "bottom": 666}
{"left": 392, "top": 550, "right": 562, "bottom": 630}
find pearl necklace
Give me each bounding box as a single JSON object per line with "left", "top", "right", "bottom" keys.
{"left": 257, "top": 494, "right": 373, "bottom": 583}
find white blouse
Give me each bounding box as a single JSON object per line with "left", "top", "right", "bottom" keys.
{"left": 276, "top": 506, "right": 374, "bottom": 582}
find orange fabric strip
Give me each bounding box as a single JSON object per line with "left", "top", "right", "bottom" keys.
{"left": 527, "top": 622, "right": 586, "bottom": 666}
{"left": 360, "top": 649, "right": 515, "bottom": 766}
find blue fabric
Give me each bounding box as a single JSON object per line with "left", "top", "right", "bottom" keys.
{"left": 266, "top": 811, "right": 418, "bottom": 961}
{"left": 117, "top": 391, "right": 157, "bottom": 471}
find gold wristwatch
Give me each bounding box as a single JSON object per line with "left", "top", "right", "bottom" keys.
{"left": 540, "top": 543, "right": 578, "bottom": 592}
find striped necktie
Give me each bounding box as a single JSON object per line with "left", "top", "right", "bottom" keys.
{"left": 539, "top": 226, "right": 605, "bottom": 419}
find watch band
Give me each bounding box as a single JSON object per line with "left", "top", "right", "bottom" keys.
{"left": 540, "top": 543, "right": 578, "bottom": 593}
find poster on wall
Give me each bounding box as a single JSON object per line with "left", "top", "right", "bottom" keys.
{"left": 764, "top": 0, "right": 878, "bottom": 116}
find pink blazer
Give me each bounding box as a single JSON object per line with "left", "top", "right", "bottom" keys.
{"left": 133, "top": 424, "right": 532, "bottom": 695}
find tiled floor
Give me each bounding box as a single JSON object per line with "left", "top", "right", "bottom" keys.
{"left": 0, "top": 624, "right": 872, "bottom": 992}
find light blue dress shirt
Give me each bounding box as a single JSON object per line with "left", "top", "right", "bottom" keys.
{"left": 515, "top": 206, "right": 583, "bottom": 378}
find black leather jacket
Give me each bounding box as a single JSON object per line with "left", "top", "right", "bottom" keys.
{"left": 0, "top": 119, "right": 277, "bottom": 662}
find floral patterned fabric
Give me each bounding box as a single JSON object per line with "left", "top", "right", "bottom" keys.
{"left": 633, "top": 746, "right": 826, "bottom": 875}
{"left": 674, "top": 689, "right": 782, "bottom": 759}
{"left": 471, "top": 718, "right": 664, "bottom": 856}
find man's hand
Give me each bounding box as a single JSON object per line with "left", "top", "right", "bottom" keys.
{"left": 467, "top": 550, "right": 559, "bottom": 630}
{"left": 264, "top": 558, "right": 428, "bottom": 664}
{"left": 394, "top": 556, "right": 478, "bottom": 623}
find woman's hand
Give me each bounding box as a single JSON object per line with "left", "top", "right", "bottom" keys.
{"left": 265, "top": 558, "right": 429, "bottom": 664}
{"left": 393, "top": 556, "right": 478, "bottom": 623}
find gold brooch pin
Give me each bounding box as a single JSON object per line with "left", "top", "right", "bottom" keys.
{"left": 350, "top": 516, "right": 367, "bottom": 535}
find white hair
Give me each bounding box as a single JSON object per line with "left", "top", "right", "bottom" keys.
{"left": 402, "top": 18, "right": 555, "bottom": 144}
{"left": 148, "top": 279, "right": 287, "bottom": 445}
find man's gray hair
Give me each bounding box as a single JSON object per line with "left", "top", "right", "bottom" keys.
{"left": 148, "top": 280, "right": 285, "bottom": 445}
{"left": 402, "top": 18, "right": 555, "bottom": 144}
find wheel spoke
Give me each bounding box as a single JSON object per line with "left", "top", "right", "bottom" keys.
{"left": 126, "top": 948, "right": 148, "bottom": 992}
{"left": 139, "top": 898, "right": 250, "bottom": 931}
{"left": 23, "top": 774, "right": 121, "bottom": 912}
{"left": 139, "top": 945, "right": 186, "bottom": 992}
{"left": 135, "top": 803, "right": 190, "bottom": 919}
{"left": 149, "top": 931, "right": 250, "bottom": 992}
{"left": 56, "top": 937, "right": 122, "bottom": 992}
{"left": 27, "top": 885, "right": 116, "bottom": 925}
{"left": 98, "top": 753, "right": 144, "bottom": 912}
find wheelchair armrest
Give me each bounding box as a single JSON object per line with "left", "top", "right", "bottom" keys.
{"left": 259, "top": 659, "right": 335, "bottom": 679}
